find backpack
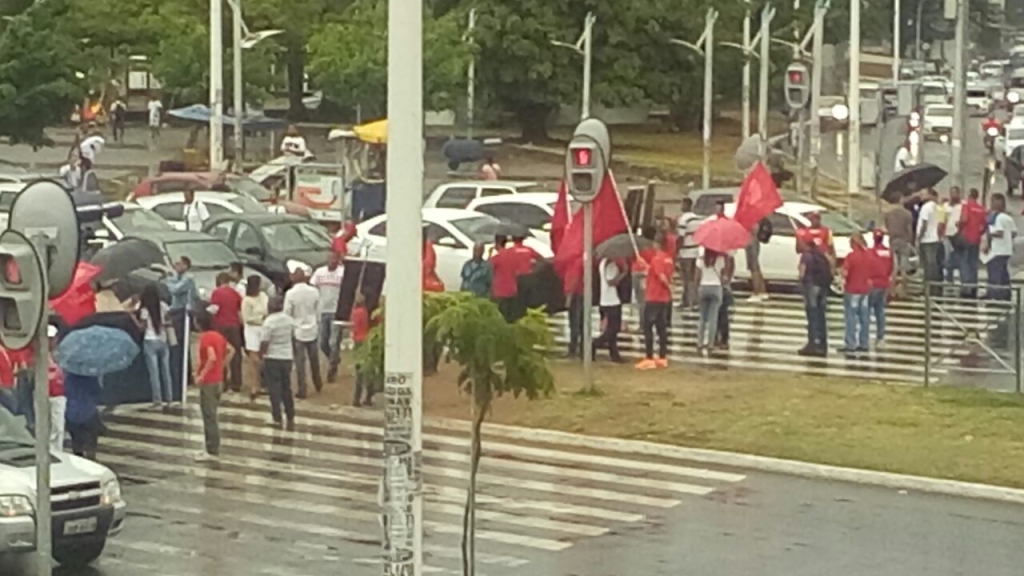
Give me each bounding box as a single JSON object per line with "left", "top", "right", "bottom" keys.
{"left": 805, "top": 250, "right": 833, "bottom": 288}
{"left": 756, "top": 218, "right": 773, "bottom": 244}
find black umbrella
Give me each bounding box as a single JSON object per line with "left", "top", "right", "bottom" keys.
{"left": 595, "top": 233, "right": 655, "bottom": 260}
{"left": 90, "top": 238, "right": 166, "bottom": 284}
{"left": 474, "top": 219, "right": 531, "bottom": 238}
{"left": 880, "top": 163, "right": 947, "bottom": 203}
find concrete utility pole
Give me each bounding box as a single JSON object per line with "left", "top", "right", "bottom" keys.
{"left": 671, "top": 9, "right": 718, "bottom": 191}
{"left": 551, "top": 13, "right": 596, "bottom": 121}
{"left": 466, "top": 8, "right": 476, "bottom": 138}
{"left": 847, "top": 0, "right": 861, "bottom": 198}
{"left": 742, "top": 7, "right": 752, "bottom": 139}
{"left": 758, "top": 4, "right": 774, "bottom": 158}
{"left": 232, "top": 0, "right": 243, "bottom": 167}
{"left": 809, "top": 0, "right": 826, "bottom": 198}
{"left": 382, "top": 1, "right": 423, "bottom": 576}
{"left": 209, "top": 0, "right": 225, "bottom": 170}
{"left": 893, "top": 0, "right": 901, "bottom": 82}
{"left": 951, "top": 0, "right": 967, "bottom": 190}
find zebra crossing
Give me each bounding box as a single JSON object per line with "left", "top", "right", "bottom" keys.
{"left": 91, "top": 396, "right": 747, "bottom": 575}
{"left": 548, "top": 291, "right": 1018, "bottom": 386}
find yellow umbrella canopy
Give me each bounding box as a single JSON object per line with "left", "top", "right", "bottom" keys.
{"left": 352, "top": 119, "right": 388, "bottom": 144}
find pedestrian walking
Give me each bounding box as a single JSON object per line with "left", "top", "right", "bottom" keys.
{"left": 109, "top": 98, "right": 127, "bottom": 143}
{"left": 260, "top": 297, "right": 296, "bottom": 430}
{"left": 943, "top": 187, "right": 964, "bottom": 288}
{"left": 983, "top": 193, "right": 1016, "bottom": 301}
{"left": 351, "top": 293, "right": 375, "bottom": 406}
{"left": 745, "top": 218, "right": 772, "bottom": 302}
{"left": 182, "top": 189, "right": 211, "bottom": 232}
{"left": 958, "top": 188, "right": 988, "bottom": 297}
{"left": 883, "top": 199, "right": 915, "bottom": 299}
{"left": 209, "top": 272, "right": 244, "bottom": 393}
{"left": 593, "top": 257, "right": 626, "bottom": 363}
{"left": 916, "top": 189, "right": 944, "bottom": 296}
{"left": 284, "top": 268, "right": 322, "bottom": 398}
{"left": 676, "top": 198, "right": 701, "bottom": 310}
{"left": 311, "top": 253, "right": 345, "bottom": 381}
{"left": 194, "top": 314, "right": 231, "bottom": 461}
{"left": 868, "top": 230, "right": 894, "bottom": 348}
{"left": 241, "top": 276, "right": 269, "bottom": 401}
{"left": 636, "top": 235, "right": 674, "bottom": 370}
{"left": 480, "top": 156, "right": 501, "bottom": 180}
{"left": 136, "top": 284, "right": 173, "bottom": 408}
{"left": 147, "top": 94, "right": 163, "bottom": 144}
{"left": 47, "top": 325, "right": 66, "bottom": 453}
{"left": 840, "top": 233, "right": 873, "bottom": 354}
{"left": 461, "top": 243, "right": 492, "bottom": 298}
{"left": 695, "top": 249, "right": 726, "bottom": 356}
{"left": 798, "top": 240, "right": 832, "bottom": 357}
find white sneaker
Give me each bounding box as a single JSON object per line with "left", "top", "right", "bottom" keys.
{"left": 194, "top": 452, "right": 218, "bottom": 462}
{"left": 875, "top": 339, "right": 886, "bottom": 349}
{"left": 746, "top": 295, "right": 761, "bottom": 303}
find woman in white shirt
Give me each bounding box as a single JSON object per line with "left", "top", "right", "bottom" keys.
{"left": 241, "top": 276, "right": 270, "bottom": 401}
{"left": 695, "top": 249, "right": 726, "bottom": 355}
{"left": 281, "top": 125, "right": 308, "bottom": 157}
{"left": 136, "top": 284, "right": 173, "bottom": 408}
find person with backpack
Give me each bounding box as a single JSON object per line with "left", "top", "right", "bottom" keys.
{"left": 798, "top": 239, "right": 832, "bottom": 357}
{"left": 746, "top": 217, "right": 773, "bottom": 302}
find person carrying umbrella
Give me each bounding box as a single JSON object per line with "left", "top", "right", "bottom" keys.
{"left": 592, "top": 255, "right": 627, "bottom": 363}
{"left": 695, "top": 248, "right": 728, "bottom": 357}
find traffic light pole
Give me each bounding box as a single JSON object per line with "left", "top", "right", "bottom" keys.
{"left": 758, "top": 5, "right": 774, "bottom": 158}
{"left": 951, "top": 0, "right": 967, "bottom": 190}
{"left": 847, "top": 0, "right": 861, "bottom": 200}
{"left": 582, "top": 204, "right": 593, "bottom": 388}
{"left": 809, "top": 0, "right": 825, "bottom": 199}
{"left": 32, "top": 303, "right": 51, "bottom": 576}
{"left": 701, "top": 10, "right": 717, "bottom": 192}
{"left": 742, "top": 7, "right": 751, "bottom": 139}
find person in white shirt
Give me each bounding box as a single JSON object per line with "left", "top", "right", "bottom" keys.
{"left": 182, "top": 189, "right": 211, "bottom": 232}
{"left": 79, "top": 133, "right": 105, "bottom": 165}
{"left": 284, "top": 269, "right": 322, "bottom": 397}
{"left": 310, "top": 253, "right": 345, "bottom": 380}
{"left": 676, "top": 197, "right": 701, "bottom": 309}
{"left": 259, "top": 296, "right": 296, "bottom": 429}
{"left": 695, "top": 248, "right": 728, "bottom": 355}
{"left": 984, "top": 192, "right": 1017, "bottom": 301}
{"left": 894, "top": 140, "right": 913, "bottom": 172}
{"left": 148, "top": 96, "right": 164, "bottom": 142}
{"left": 592, "top": 257, "right": 626, "bottom": 363}
{"left": 281, "top": 125, "right": 308, "bottom": 157}
{"left": 916, "top": 189, "right": 943, "bottom": 296}
{"left": 942, "top": 187, "right": 964, "bottom": 285}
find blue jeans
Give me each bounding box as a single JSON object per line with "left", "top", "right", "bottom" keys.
{"left": 697, "top": 285, "right": 723, "bottom": 348}
{"left": 319, "top": 314, "right": 341, "bottom": 374}
{"left": 944, "top": 240, "right": 962, "bottom": 284}
{"left": 868, "top": 288, "right": 887, "bottom": 342}
{"left": 14, "top": 371, "right": 34, "bottom": 432}
{"left": 143, "top": 339, "right": 173, "bottom": 404}
{"left": 843, "top": 293, "right": 870, "bottom": 350}
{"left": 802, "top": 284, "right": 828, "bottom": 350}
{"left": 986, "top": 255, "right": 1011, "bottom": 301}
{"left": 960, "top": 244, "right": 980, "bottom": 297}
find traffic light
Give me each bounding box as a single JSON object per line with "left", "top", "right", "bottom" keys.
{"left": 0, "top": 230, "right": 46, "bottom": 350}
{"left": 784, "top": 62, "right": 811, "bottom": 110}
{"left": 565, "top": 118, "right": 611, "bottom": 203}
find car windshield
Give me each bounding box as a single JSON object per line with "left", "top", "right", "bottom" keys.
{"left": 227, "top": 176, "right": 274, "bottom": 202}
{"left": 1009, "top": 128, "right": 1024, "bottom": 141}
{"left": 928, "top": 107, "right": 953, "bottom": 117}
{"left": 801, "top": 211, "right": 862, "bottom": 235}
{"left": 112, "top": 207, "right": 174, "bottom": 234}
{"left": 449, "top": 215, "right": 509, "bottom": 243}
{"left": 228, "top": 194, "right": 266, "bottom": 213}
{"left": 0, "top": 405, "right": 34, "bottom": 447}
{"left": 921, "top": 84, "right": 946, "bottom": 95}
{"left": 263, "top": 222, "right": 332, "bottom": 252}
{"left": 164, "top": 239, "right": 237, "bottom": 269}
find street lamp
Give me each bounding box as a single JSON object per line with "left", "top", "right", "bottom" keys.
{"left": 550, "top": 12, "right": 595, "bottom": 120}
{"left": 669, "top": 8, "right": 718, "bottom": 191}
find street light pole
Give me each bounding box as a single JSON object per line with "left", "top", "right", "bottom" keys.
{"left": 467, "top": 8, "right": 476, "bottom": 138}
{"left": 848, "top": 0, "right": 861, "bottom": 200}
{"left": 951, "top": 0, "right": 967, "bottom": 190}
{"left": 582, "top": 12, "right": 594, "bottom": 119}
{"left": 209, "top": 0, "right": 224, "bottom": 170}
{"left": 742, "top": 7, "right": 752, "bottom": 139}
{"left": 233, "top": 0, "right": 243, "bottom": 168}
{"left": 758, "top": 4, "right": 773, "bottom": 158}
{"left": 893, "top": 0, "right": 901, "bottom": 82}
{"left": 702, "top": 10, "right": 716, "bottom": 191}
{"left": 809, "top": 0, "right": 826, "bottom": 199}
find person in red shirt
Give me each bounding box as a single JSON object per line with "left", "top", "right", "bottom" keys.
{"left": 840, "top": 233, "right": 873, "bottom": 353}
{"left": 332, "top": 222, "right": 357, "bottom": 257}
{"left": 868, "top": 230, "right": 894, "bottom": 348}
{"left": 795, "top": 211, "right": 835, "bottom": 259}
{"left": 422, "top": 237, "right": 445, "bottom": 292}
{"left": 209, "top": 272, "right": 243, "bottom": 392}
{"left": 350, "top": 293, "right": 377, "bottom": 406}
{"left": 959, "top": 187, "right": 987, "bottom": 298}
{"left": 489, "top": 235, "right": 539, "bottom": 323}
{"left": 636, "top": 235, "right": 675, "bottom": 370}
{"left": 194, "top": 314, "right": 232, "bottom": 460}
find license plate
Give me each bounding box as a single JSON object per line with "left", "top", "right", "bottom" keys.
{"left": 63, "top": 517, "right": 97, "bottom": 536}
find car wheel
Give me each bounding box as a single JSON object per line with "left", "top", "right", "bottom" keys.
{"left": 53, "top": 540, "right": 106, "bottom": 568}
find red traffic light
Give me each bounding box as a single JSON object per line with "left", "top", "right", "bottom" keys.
{"left": 3, "top": 258, "right": 20, "bottom": 285}
{"left": 571, "top": 147, "right": 593, "bottom": 168}
{"left": 788, "top": 70, "right": 804, "bottom": 84}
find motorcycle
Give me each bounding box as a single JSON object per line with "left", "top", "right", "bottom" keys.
{"left": 984, "top": 125, "right": 1001, "bottom": 153}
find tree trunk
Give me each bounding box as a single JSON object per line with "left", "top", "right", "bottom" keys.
{"left": 514, "top": 103, "right": 551, "bottom": 143}
{"left": 286, "top": 45, "right": 306, "bottom": 121}
{"left": 461, "top": 394, "right": 488, "bottom": 576}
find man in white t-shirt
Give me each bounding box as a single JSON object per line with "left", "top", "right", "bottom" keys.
{"left": 943, "top": 187, "right": 964, "bottom": 285}
{"left": 894, "top": 141, "right": 913, "bottom": 173}
{"left": 592, "top": 257, "right": 626, "bottom": 363}
{"left": 148, "top": 96, "right": 164, "bottom": 142}
{"left": 79, "top": 133, "right": 105, "bottom": 165}
{"left": 916, "top": 189, "right": 943, "bottom": 296}
{"left": 310, "top": 252, "right": 345, "bottom": 380}
{"left": 284, "top": 269, "right": 322, "bottom": 397}
{"left": 984, "top": 193, "right": 1017, "bottom": 301}
{"left": 182, "top": 189, "right": 211, "bottom": 232}
{"left": 676, "top": 197, "right": 701, "bottom": 309}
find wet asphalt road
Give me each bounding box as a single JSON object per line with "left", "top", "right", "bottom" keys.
{"left": 2, "top": 397, "right": 1023, "bottom": 576}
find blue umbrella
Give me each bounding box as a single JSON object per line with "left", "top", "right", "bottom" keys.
{"left": 55, "top": 326, "right": 140, "bottom": 377}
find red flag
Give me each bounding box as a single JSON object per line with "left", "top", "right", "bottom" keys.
{"left": 554, "top": 173, "right": 629, "bottom": 295}
{"left": 550, "top": 179, "right": 572, "bottom": 253}
{"left": 734, "top": 161, "right": 783, "bottom": 231}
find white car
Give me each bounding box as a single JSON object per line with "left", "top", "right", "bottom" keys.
{"left": 922, "top": 104, "right": 954, "bottom": 142}
{"left": 422, "top": 180, "right": 545, "bottom": 209}
{"left": 965, "top": 85, "right": 991, "bottom": 116}
{"left": 919, "top": 81, "right": 949, "bottom": 107}
{"left": 356, "top": 208, "right": 553, "bottom": 292}
{"left": 0, "top": 406, "right": 126, "bottom": 568}
{"left": 722, "top": 201, "right": 863, "bottom": 284}
{"left": 466, "top": 192, "right": 564, "bottom": 246}
{"left": 1000, "top": 122, "right": 1024, "bottom": 158}
{"left": 134, "top": 191, "right": 265, "bottom": 230}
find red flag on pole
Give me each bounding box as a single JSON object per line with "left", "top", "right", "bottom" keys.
{"left": 734, "top": 161, "right": 783, "bottom": 231}
{"left": 550, "top": 179, "right": 572, "bottom": 253}
{"left": 554, "top": 173, "right": 629, "bottom": 295}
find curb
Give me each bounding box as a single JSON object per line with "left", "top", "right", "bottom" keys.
{"left": 426, "top": 417, "right": 1024, "bottom": 506}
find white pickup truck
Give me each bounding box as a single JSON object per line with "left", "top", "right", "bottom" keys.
{"left": 0, "top": 407, "right": 126, "bottom": 568}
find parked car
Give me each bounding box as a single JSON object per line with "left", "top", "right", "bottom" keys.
{"left": 422, "top": 180, "right": 546, "bottom": 209}
{"left": 686, "top": 188, "right": 736, "bottom": 217}
{"left": 356, "top": 208, "right": 552, "bottom": 291}
{"left": 134, "top": 191, "right": 265, "bottom": 230}
{"left": 0, "top": 405, "right": 126, "bottom": 568}
{"left": 203, "top": 213, "right": 332, "bottom": 287}
{"left": 466, "top": 192, "right": 562, "bottom": 245}
{"left": 81, "top": 203, "right": 174, "bottom": 257}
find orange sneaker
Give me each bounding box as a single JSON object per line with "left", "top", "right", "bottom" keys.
{"left": 634, "top": 358, "right": 658, "bottom": 370}
{"left": 655, "top": 358, "right": 669, "bottom": 369}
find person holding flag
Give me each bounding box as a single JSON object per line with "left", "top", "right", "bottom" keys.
{"left": 734, "top": 162, "right": 783, "bottom": 302}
